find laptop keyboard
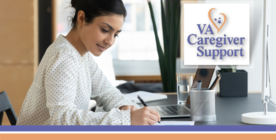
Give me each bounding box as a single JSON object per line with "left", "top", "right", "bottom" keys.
{"left": 154, "top": 105, "right": 190, "bottom": 116}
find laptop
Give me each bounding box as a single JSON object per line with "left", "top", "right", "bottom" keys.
{"left": 148, "top": 104, "right": 191, "bottom": 118}
{"left": 148, "top": 66, "right": 215, "bottom": 118}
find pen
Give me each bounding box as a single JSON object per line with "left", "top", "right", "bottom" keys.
{"left": 210, "top": 76, "right": 221, "bottom": 90}
{"left": 137, "top": 95, "right": 160, "bottom": 123}
{"left": 197, "top": 80, "right": 202, "bottom": 90}
{"left": 209, "top": 74, "right": 221, "bottom": 90}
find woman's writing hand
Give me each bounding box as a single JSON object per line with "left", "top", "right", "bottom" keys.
{"left": 130, "top": 107, "right": 161, "bottom": 125}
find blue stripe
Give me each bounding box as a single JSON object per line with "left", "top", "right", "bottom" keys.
{"left": 1, "top": 126, "right": 276, "bottom": 131}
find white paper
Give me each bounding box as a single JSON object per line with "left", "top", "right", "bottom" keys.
{"left": 124, "top": 91, "right": 167, "bottom": 103}
{"left": 154, "top": 121, "right": 195, "bottom": 126}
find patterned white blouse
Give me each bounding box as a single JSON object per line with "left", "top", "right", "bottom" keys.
{"left": 17, "top": 35, "right": 139, "bottom": 125}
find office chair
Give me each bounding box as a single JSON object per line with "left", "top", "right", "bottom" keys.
{"left": 0, "top": 91, "right": 17, "bottom": 125}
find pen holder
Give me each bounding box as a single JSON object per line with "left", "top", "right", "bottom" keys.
{"left": 190, "top": 88, "right": 216, "bottom": 122}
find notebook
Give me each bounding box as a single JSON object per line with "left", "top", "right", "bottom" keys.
{"left": 154, "top": 121, "right": 194, "bottom": 125}
{"left": 124, "top": 91, "right": 167, "bottom": 103}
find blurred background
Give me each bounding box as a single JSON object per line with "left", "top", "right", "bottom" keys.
{"left": 0, "top": 0, "right": 265, "bottom": 125}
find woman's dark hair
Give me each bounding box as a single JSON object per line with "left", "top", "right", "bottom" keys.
{"left": 71, "top": 0, "right": 127, "bottom": 27}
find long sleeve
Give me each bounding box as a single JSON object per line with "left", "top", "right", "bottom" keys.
{"left": 16, "top": 35, "right": 136, "bottom": 125}
{"left": 88, "top": 53, "right": 140, "bottom": 111}
{"left": 44, "top": 49, "right": 133, "bottom": 125}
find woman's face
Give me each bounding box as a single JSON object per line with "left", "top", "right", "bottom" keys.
{"left": 78, "top": 14, "right": 124, "bottom": 56}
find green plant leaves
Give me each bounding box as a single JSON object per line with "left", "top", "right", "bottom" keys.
{"left": 147, "top": 0, "right": 180, "bottom": 92}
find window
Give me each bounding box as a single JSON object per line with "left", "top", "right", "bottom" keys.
{"left": 55, "top": 0, "right": 73, "bottom": 36}
{"left": 55, "top": 0, "right": 162, "bottom": 60}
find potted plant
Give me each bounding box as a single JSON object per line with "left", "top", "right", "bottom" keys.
{"left": 218, "top": 65, "right": 248, "bottom": 97}
{"left": 147, "top": 0, "right": 181, "bottom": 92}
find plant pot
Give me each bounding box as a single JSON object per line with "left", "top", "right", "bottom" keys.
{"left": 217, "top": 70, "right": 248, "bottom": 97}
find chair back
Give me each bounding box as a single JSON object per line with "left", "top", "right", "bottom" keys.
{"left": 0, "top": 91, "right": 17, "bottom": 125}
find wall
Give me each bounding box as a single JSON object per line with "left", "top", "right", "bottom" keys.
{"left": 0, "top": 0, "right": 38, "bottom": 125}
{"left": 264, "top": 0, "right": 276, "bottom": 103}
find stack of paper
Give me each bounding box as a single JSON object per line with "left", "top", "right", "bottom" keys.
{"left": 124, "top": 91, "right": 167, "bottom": 103}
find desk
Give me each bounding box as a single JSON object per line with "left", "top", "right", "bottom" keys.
{"left": 143, "top": 93, "right": 274, "bottom": 125}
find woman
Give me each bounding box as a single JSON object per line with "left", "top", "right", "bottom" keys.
{"left": 17, "top": 0, "right": 160, "bottom": 125}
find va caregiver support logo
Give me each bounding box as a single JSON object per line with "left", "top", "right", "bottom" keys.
{"left": 183, "top": 4, "right": 250, "bottom": 65}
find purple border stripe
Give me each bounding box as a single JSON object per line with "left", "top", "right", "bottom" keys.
{"left": 0, "top": 126, "right": 276, "bottom": 131}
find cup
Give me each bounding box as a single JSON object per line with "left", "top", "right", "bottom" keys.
{"left": 177, "top": 75, "right": 193, "bottom": 105}
{"left": 190, "top": 88, "right": 216, "bottom": 122}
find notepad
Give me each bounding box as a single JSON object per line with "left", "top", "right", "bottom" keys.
{"left": 154, "top": 121, "right": 195, "bottom": 125}
{"left": 124, "top": 91, "right": 167, "bottom": 103}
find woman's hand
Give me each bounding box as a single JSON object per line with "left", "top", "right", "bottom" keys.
{"left": 130, "top": 107, "right": 161, "bottom": 125}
